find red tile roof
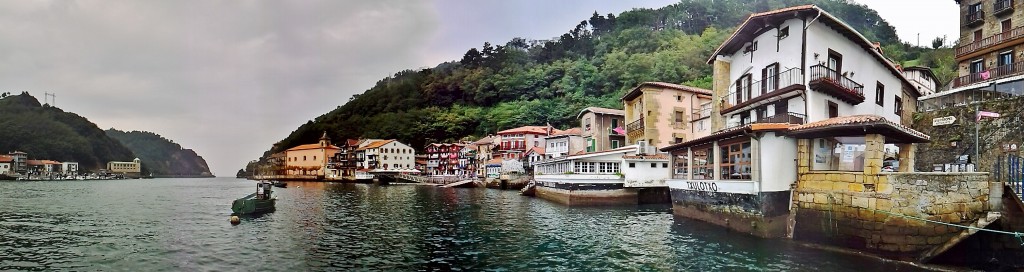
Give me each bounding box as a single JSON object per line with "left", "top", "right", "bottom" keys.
{"left": 788, "top": 115, "right": 930, "bottom": 143}
{"left": 0, "top": 155, "right": 12, "bottom": 163}
{"left": 661, "top": 123, "right": 791, "bottom": 152}
{"left": 497, "top": 126, "right": 558, "bottom": 135}
{"left": 622, "top": 82, "right": 712, "bottom": 101}
{"left": 473, "top": 136, "right": 495, "bottom": 145}
{"left": 552, "top": 128, "right": 582, "bottom": 136}
{"left": 527, "top": 146, "right": 545, "bottom": 155}
{"left": 286, "top": 143, "right": 341, "bottom": 151}
{"left": 357, "top": 139, "right": 396, "bottom": 150}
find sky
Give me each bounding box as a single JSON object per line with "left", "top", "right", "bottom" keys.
{"left": 0, "top": 0, "right": 959, "bottom": 176}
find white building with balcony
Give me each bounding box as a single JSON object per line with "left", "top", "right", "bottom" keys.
{"left": 661, "top": 5, "right": 925, "bottom": 238}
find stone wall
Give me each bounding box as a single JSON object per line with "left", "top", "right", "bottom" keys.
{"left": 913, "top": 96, "right": 1024, "bottom": 173}
{"left": 793, "top": 171, "right": 993, "bottom": 259}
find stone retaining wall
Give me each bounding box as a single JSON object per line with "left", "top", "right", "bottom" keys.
{"left": 793, "top": 171, "right": 992, "bottom": 259}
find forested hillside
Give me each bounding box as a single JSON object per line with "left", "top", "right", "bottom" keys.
{"left": 0, "top": 92, "right": 137, "bottom": 170}
{"left": 105, "top": 129, "right": 214, "bottom": 177}
{"left": 266, "top": 0, "right": 954, "bottom": 158}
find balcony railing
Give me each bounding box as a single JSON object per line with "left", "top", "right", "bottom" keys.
{"left": 755, "top": 112, "right": 806, "bottom": 125}
{"left": 723, "top": 68, "right": 804, "bottom": 113}
{"left": 956, "top": 25, "right": 1024, "bottom": 58}
{"left": 966, "top": 11, "right": 985, "bottom": 27}
{"left": 953, "top": 60, "right": 1024, "bottom": 88}
{"left": 626, "top": 117, "right": 644, "bottom": 134}
{"left": 808, "top": 64, "right": 865, "bottom": 104}
{"left": 995, "top": 0, "right": 1014, "bottom": 16}
{"left": 691, "top": 107, "right": 711, "bottom": 120}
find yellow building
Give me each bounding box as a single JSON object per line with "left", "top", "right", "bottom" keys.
{"left": 107, "top": 158, "right": 141, "bottom": 177}
{"left": 622, "top": 82, "right": 713, "bottom": 148}
{"left": 284, "top": 132, "right": 340, "bottom": 177}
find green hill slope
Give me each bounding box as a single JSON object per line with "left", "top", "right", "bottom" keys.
{"left": 105, "top": 129, "right": 214, "bottom": 177}
{"left": 263, "top": 0, "right": 945, "bottom": 160}
{"left": 0, "top": 92, "right": 136, "bottom": 171}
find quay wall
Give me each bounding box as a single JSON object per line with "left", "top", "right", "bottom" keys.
{"left": 793, "top": 171, "right": 993, "bottom": 259}
{"left": 669, "top": 189, "right": 791, "bottom": 238}
{"left": 535, "top": 184, "right": 638, "bottom": 206}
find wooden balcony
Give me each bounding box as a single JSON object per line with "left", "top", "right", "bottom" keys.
{"left": 722, "top": 68, "right": 805, "bottom": 114}
{"left": 808, "top": 65, "right": 865, "bottom": 104}
{"left": 955, "top": 25, "right": 1024, "bottom": 59}
{"left": 995, "top": 0, "right": 1014, "bottom": 16}
{"left": 952, "top": 60, "right": 1024, "bottom": 88}
{"left": 755, "top": 112, "right": 805, "bottom": 125}
{"left": 965, "top": 11, "right": 985, "bottom": 27}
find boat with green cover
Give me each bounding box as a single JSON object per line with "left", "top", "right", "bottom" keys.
{"left": 231, "top": 182, "right": 276, "bottom": 215}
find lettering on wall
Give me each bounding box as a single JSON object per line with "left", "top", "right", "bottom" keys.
{"left": 686, "top": 181, "right": 719, "bottom": 192}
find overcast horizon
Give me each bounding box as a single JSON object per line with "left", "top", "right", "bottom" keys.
{"left": 0, "top": 0, "right": 958, "bottom": 176}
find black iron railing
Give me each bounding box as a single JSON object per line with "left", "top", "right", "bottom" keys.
{"left": 626, "top": 117, "right": 644, "bottom": 134}
{"left": 809, "top": 64, "right": 864, "bottom": 98}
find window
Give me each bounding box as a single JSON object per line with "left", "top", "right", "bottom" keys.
{"left": 662, "top": 163, "right": 668, "bottom": 168}
{"left": 974, "top": 30, "right": 983, "bottom": 41}
{"left": 762, "top": 63, "right": 779, "bottom": 94}
{"left": 629, "top": 163, "right": 636, "bottom": 168}
{"left": 303, "top": 156, "right": 307, "bottom": 161}
{"left": 999, "top": 51, "right": 1013, "bottom": 66}
{"left": 719, "top": 140, "right": 752, "bottom": 180}
{"left": 673, "top": 152, "right": 689, "bottom": 178}
{"left": 778, "top": 26, "right": 789, "bottom": 39}
{"left": 895, "top": 96, "right": 903, "bottom": 115}
{"left": 970, "top": 59, "right": 985, "bottom": 74}
{"left": 735, "top": 74, "right": 752, "bottom": 103}
{"left": 676, "top": 95, "right": 682, "bottom": 102}
{"left": 675, "top": 110, "right": 686, "bottom": 126}
{"left": 675, "top": 137, "right": 683, "bottom": 144}
{"left": 651, "top": 163, "right": 657, "bottom": 168}
{"left": 1003, "top": 19, "right": 1012, "bottom": 32}
{"left": 744, "top": 41, "right": 758, "bottom": 53}
{"left": 812, "top": 137, "right": 866, "bottom": 171}
{"left": 827, "top": 49, "right": 843, "bottom": 74}
{"left": 693, "top": 145, "right": 713, "bottom": 180}
{"left": 828, "top": 101, "right": 839, "bottom": 118}
{"left": 611, "top": 140, "right": 620, "bottom": 149}
{"left": 611, "top": 118, "right": 619, "bottom": 129}
{"left": 875, "top": 82, "right": 885, "bottom": 106}
{"left": 585, "top": 118, "right": 592, "bottom": 131}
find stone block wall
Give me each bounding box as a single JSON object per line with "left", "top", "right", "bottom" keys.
{"left": 793, "top": 171, "right": 992, "bottom": 259}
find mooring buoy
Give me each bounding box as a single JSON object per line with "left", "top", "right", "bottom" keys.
{"left": 230, "top": 215, "right": 240, "bottom": 225}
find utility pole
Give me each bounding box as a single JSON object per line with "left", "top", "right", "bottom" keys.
{"left": 975, "top": 105, "right": 980, "bottom": 164}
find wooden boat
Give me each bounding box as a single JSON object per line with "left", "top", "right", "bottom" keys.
{"left": 231, "top": 182, "right": 276, "bottom": 215}
{"left": 0, "top": 174, "right": 17, "bottom": 181}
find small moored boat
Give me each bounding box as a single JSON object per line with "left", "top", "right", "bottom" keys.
{"left": 272, "top": 180, "right": 287, "bottom": 188}
{"left": 231, "top": 182, "right": 276, "bottom": 215}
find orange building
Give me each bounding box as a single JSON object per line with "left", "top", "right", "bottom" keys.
{"left": 284, "top": 132, "right": 340, "bottom": 177}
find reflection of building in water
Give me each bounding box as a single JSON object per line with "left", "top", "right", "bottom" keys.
{"left": 921, "top": 0, "right": 1024, "bottom": 111}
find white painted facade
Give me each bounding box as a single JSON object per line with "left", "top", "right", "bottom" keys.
{"left": 61, "top": 162, "right": 79, "bottom": 175}
{"left": 903, "top": 68, "right": 938, "bottom": 96}
{"left": 621, "top": 157, "right": 671, "bottom": 187}
{"left": 0, "top": 162, "right": 10, "bottom": 175}
{"left": 669, "top": 8, "right": 913, "bottom": 196}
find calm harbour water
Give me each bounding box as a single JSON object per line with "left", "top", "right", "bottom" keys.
{"left": 0, "top": 178, "right": 929, "bottom": 271}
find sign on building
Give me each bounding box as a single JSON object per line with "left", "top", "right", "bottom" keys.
{"left": 932, "top": 116, "right": 956, "bottom": 126}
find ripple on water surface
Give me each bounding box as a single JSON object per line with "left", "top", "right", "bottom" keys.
{"left": 0, "top": 178, "right": 932, "bottom": 271}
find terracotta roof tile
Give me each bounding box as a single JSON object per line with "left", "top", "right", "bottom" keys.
{"left": 0, "top": 155, "right": 12, "bottom": 163}
{"left": 286, "top": 143, "right": 341, "bottom": 151}
{"left": 552, "top": 128, "right": 582, "bottom": 136}
{"left": 528, "top": 146, "right": 545, "bottom": 154}
{"left": 497, "top": 126, "right": 556, "bottom": 135}
{"left": 357, "top": 139, "right": 396, "bottom": 150}
{"left": 789, "top": 115, "right": 930, "bottom": 141}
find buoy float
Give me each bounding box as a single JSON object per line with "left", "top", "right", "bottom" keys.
{"left": 230, "top": 215, "right": 240, "bottom": 225}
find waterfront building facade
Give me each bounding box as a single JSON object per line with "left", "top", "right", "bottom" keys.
{"left": 284, "top": 132, "right": 340, "bottom": 177}
{"left": 0, "top": 155, "right": 11, "bottom": 175}
{"left": 902, "top": 66, "right": 940, "bottom": 96}
{"left": 472, "top": 136, "right": 498, "bottom": 177}
{"left": 544, "top": 128, "right": 585, "bottom": 159}
{"left": 920, "top": 0, "right": 1024, "bottom": 110}
{"left": 107, "top": 158, "right": 141, "bottom": 177}
{"left": 497, "top": 126, "right": 558, "bottom": 160}
{"left": 662, "top": 5, "right": 923, "bottom": 238}
{"left": 355, "top": 139, "right": 416, "bottom": 172}
{"left": 425, "top": 143, "right": 464, "bottom": 175}
{"left": 9, "top": 151, "right": 27, "bottom": 174}
{"left": 622, "top": 82, "right": 713, "bottom": 148}
{"left": 459, "top": 144, "right": 477, "bottom": 177}
{"left": 61, "top": 162, "right": 79, "bottom": 175}
{"left": 533, "top": 145, "right": 671, "bottom": 205}
{"left": 327, "top": 139, "right": 360, "bottom": 179}
{"left": 577, "top": 107, "right": 626, "bottom": 152}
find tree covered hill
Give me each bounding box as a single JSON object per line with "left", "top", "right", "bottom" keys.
{"left": 265, "top": 0, "right": 950, "bottom": 158}
{"left": 0, "top": 92, "right": 136, "bottom": 170}
{"left": 105, "top": 129, "right": 214, "bottom": 177}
